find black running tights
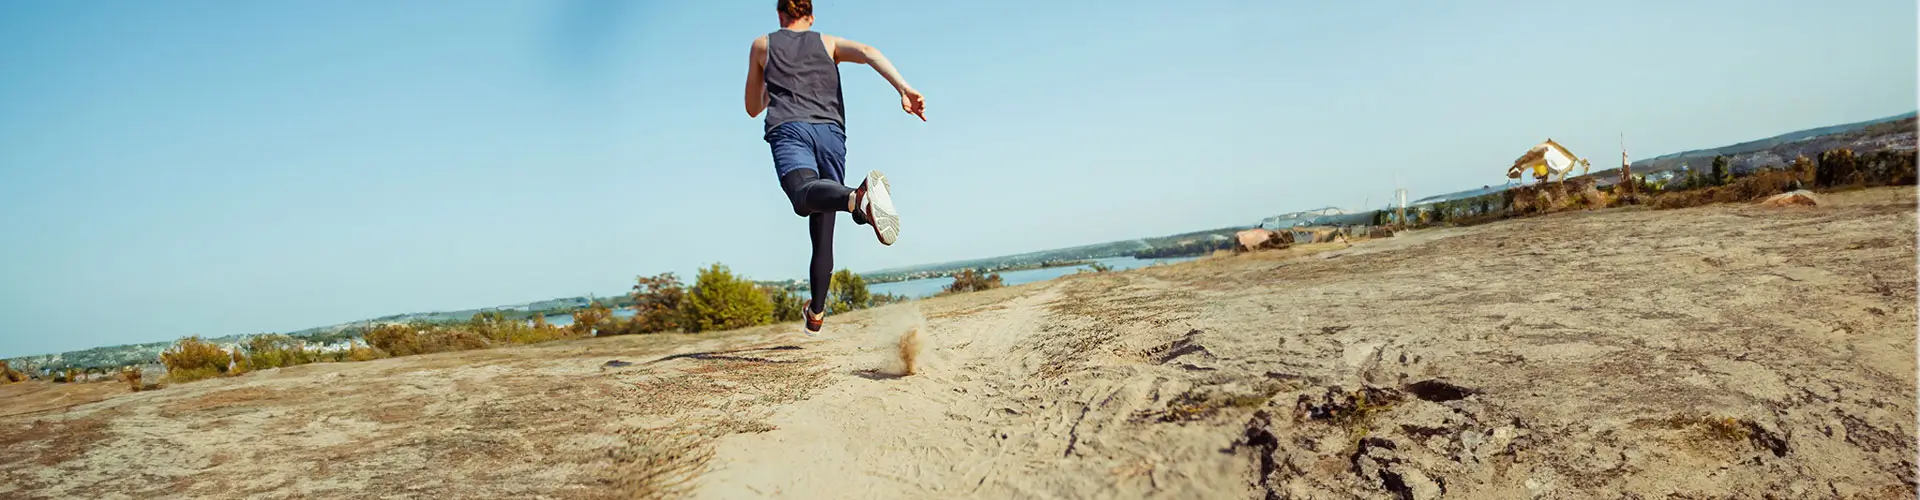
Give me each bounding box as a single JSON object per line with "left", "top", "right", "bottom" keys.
{"left": 781, "top": 169, "right": 853, "bottom": 315}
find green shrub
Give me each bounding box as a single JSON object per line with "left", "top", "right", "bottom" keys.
{"left": 347, "top": 342, "right": 385, "bottom": 361}
{"left": 161, "top": 336, "right": 231, "bottom": 383}
{"left": 364, "top": 323, "right": 425, "bottom": 357}
{"left": 469, "top": 311, "right": 574, "bottom": 344}
{"left": 245, "top": 334, "right": 319, "bottom": 370}
{"left": 684, "top": 263, "right": 774, "bottom": 333}
{"left": 828, "top": 269, "right": 871, "bottom": 314}
{"left": 419, "top": 327, "right": 491, "bottom": 353}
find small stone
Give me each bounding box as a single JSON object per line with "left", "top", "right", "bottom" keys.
{"left": 1460, "top": 429, "right": 1486, "bottom": 457}
{"left": 1487, "top": 426, "right": 1516, "bottom": 454}
{"left": 1393, "top": 465, "right": 1444, "bottom": 500}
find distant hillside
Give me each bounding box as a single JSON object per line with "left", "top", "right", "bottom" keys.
{"left": 1419, "top": 111, "right": 1918, "bottom": 204}
{"left": 1619, "top": 113, "right": 1916, "bottom": 176}
{"left": 1641, "top": 112, "right": 1915, "bottom": 164}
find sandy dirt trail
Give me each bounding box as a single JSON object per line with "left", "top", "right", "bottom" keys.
{"left": 3, "top": 187, "right": 1915, "bottom": 500}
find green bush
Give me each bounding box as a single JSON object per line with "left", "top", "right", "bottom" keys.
{"left": 419, "top": 327, "right": 491, "bottom": 353}
{"left": 684, "top": 263, "right": 774, "bottom": 333}
{"left": 245, "top": 334, "right": 319, "bottom": 370}
{"left": 364, "top": 323, "right": 420, "bottom": 356}
{"left": 347, "top": 342, "right": 384, "bottom": 361}
{"left": 161, "top": 336, "right": 231, "bottom": 383}
{"left": 472, "top": 311, "right": 578, "bottom": 344}
{"left": 828, "top": 269, "right": 871, "bottom": 314}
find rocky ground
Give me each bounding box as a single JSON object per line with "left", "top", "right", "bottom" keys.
{"left": 3, "top": 187, "right": 1914, "bottom": 499}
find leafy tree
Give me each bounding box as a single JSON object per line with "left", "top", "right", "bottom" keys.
{"left": 631, "top": 272, "right": 688, "bottom": 333}
{"left": 828, "top": 269, "right": 871, "bottom": 314}
{"left": 684, "top": 263, "right": 774, "bottom": 332}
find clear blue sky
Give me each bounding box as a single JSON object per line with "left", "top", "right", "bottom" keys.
{"left": 1, "top": 0, "right": 1913, "bottom": 358}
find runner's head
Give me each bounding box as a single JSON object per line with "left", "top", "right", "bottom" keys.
{"left": 777, "top": 0, "right": 813, "bottom": 28}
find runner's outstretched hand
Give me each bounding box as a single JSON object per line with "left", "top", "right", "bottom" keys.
{"left": 900, "top": 87, "right": 926, "bottom": 121}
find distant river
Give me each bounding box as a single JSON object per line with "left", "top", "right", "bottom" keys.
{"left": 867, "top": 256, "right": 1199, "bottom": 299}
{"left": 539, "top": 256, "right": 1198, "bottom": 326}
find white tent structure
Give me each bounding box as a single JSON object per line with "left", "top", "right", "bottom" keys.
{"left": 1507, "top": 138, "right": 1591, "bottom": 184}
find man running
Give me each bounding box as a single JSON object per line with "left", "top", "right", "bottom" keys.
{"left": 745, "top": 0, "right": 924, "bottom": 335}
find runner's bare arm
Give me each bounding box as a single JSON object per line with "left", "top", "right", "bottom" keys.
{"left": 823, "top": 35, "right": 926, "bottom": 121}
{"left": 745, "top": 36, "right": 770, "bottom": 118}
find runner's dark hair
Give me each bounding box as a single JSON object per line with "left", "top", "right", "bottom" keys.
{"left": 778, "top": 0, "right": 811, "bottom": 20}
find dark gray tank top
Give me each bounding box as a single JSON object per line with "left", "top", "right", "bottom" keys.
{"left": 763, "top": 29, "right": 846, "bottom": 134}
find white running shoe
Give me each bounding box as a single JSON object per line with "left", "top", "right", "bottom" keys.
{"left": 855, "top": 170, "right": 899, "bottom": 246}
